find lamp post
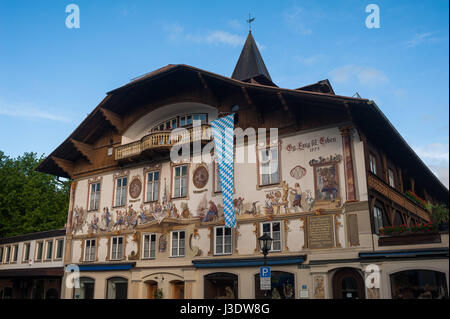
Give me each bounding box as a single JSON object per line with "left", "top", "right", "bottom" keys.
{"left": 258, "top": 233, "right": 273, "bottom": 299}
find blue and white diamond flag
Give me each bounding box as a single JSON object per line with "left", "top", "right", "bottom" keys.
{"left": 211, "top": 114, "right": 236, "bottom": 228}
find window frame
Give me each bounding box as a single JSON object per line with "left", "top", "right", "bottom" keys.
{"left": 0, "top": 246, "right": 4, "bottom": 264}
{"left": 388, "top": 168, "right": 395, "bottom": 188}
{"left": 171, "top": 164, "right": 189, "bottom": 199}
{"left": 110, "top": 236, "right": 124, "bottom": 261}
{"left": 145, "top": 170, "right": 160, "bottom": 203}
{"left": 373, "top": 206, "right": 384, "bottom": 234}
{"left": 142, "top": 233, "right": 157, "bottom": 259}
{"left": 22, "top": 242, "right": 31, "bottom": 263}
{"left": 170, "top": 230, "right": 186, "bottom": 257}
{"left": 88, "top": 181, "right": 101, "bottom": 211}
{"left": 113, "top": 176, "right": 128, "bottom": 207}
{"left": 35, "top": 241, "right": 44, "bottom": 262}
{"left": 45, "top": 240, "right": 54, "bottom": 261}
{"left": 85, "top": 239, "right": 96, "bottom": 262}
{"left": 261, "top": 221, "right": 282, "bottom": 252}
{"left": 11, "top": 244, "right": 19, "bottom": 263}
{"left": 257, "top": 144, "right": 281, "bottom": 188}
{"left": 4, "top": 245, "right": 11, "bottom": 264}
{"left": 54, "top": 238, "right": 64, "bottom": 260}
{"left": 369, "top": 153, "right": 377, "bottom": 175}
{"left": 214, "top": 226, "right": 233, "bottom": 256}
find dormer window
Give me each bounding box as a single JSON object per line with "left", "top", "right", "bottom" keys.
{"left": 150, "top": 113, "right": 207, "bottom": 133}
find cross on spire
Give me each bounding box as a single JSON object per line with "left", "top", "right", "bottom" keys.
{"left": 246, "top": 13, "right": 255, "bottom": 32}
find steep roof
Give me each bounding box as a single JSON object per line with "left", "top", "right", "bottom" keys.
{"left": 231, "top": 32, "right": 276, "bottom": 86}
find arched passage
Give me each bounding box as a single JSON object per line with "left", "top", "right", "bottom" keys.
{"left": 332, "top": 268, "right": 365, "bottom": 299}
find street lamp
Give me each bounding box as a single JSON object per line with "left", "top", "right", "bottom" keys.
{"left": 258, "top": 233, "right": 273, "bottom": 262}
{"left": 258, "top": 233, "right": 273, "bottom": 299}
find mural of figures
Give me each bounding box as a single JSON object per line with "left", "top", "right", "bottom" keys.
{"left": 264, "top": 189, "right": 289, "bottom": 215}
{"left": 88, "top": 213, "right": 100, "bottom": 234}
{"left": 305, "top": 190, "right": 316, "bottom": 211}
{"left": 125, "top": 205, "right": 138, "bottom": 229}
{"left": 71, "top": 206, "right": 87, "bottom": 234}
{"left": 100, "top": 207, "right": 113, "bottom": 232}
{"left": 316, "top": 165, "right": 339, "bottom": 201}
{"left": 290, "top": 183, "right": 303, "bottom": 211}
{"left": 180, "top": 202, "right": 191, "bottom": 219}
{"left": 202, "top": 201, "right": 218, "bottom": 222}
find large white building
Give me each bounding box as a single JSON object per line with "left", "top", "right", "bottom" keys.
{"left": 34, "top": 32, "right": 449, "bottom": 299}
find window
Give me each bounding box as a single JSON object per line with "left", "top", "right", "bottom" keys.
{"left": 142, "top": 234, "right": 156, "bottom": 259}
{"left": 107, "top": 277, "right": 128, "bottom": 299}
{"left": 171, "top": 231, "right": 185, "bottom": 257}
{"left": 85, "top": 239, "right": 96, "bottom": 261}
{"left": 89, "top": 182, "right": 101, "bottom": 211}
{"left": 111, "top": 236, "right": 123, "bottom": 260}
{"left": 204, "top": 273, "right": 238, "bottom": 299}
{"left": 36, "top": 242, "right": 44, "bottom": 261}
{"left": 74, "top": 277, "right": 95, "bottom": 299}
{"left": 261, "top": 221, "right": 282, "bottom": 252}
{"left": 12, "top": 245, "right": 18, "bottom": 263}
{"left": 173, "top": 165, "right": 187, "bottom": 198}
{"left": 373, "top": 206, "right": 384, "bottom": 234}
{"left": 214, "top": 161, "right": 222, "bottom": 193}
{"left": 255, "top": 271, "right": 295, "bottom": 299}
{"left": 0, "top": 247, "right": 3, "bottom": 263}
{"left": 369, "top": 154, "right": 377, "bottom": 174}
{"left": 214, "top": 227, "right": 232, "bottom": 255}
{"left": 115, "top": 177, "right": 127, "bottom": 207}
{"left": 55, "top": 239, "right": 64, "bottom": 259}
{"left": 391, "top": 270, "right": 448, "bottom": 299}
{"left": 259, "top": 147, "right": 279, "bottom": 186}
{"left": 5, "top": 246, "right": 11, "bottom": 263}
{"left": 23, "top": 243, "right": 30, "bottom": 262}
{"left": 146, "top": 171, "right": 159, "bottom": 202}
{"left": 388, "top": 169, "right": 395, "bottom": 188}
{"left": 45, "top": 241, "right": 53, "bottom": 260}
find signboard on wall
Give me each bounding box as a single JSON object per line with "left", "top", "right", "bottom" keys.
{"left": 260, "top": 266, "right": 271, "bottom": 290}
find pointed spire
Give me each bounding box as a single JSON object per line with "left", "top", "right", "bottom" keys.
{"left": 231, "top": 32, "right": 276, "bottom": 87}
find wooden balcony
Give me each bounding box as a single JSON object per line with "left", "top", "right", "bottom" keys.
{"left": 367, "top": 172, "right": 431, "bottom": 222}
{"left": 115, "top": 124, "right": 211, "bottom": 161}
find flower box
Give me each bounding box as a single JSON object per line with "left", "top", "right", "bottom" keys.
{"left": 378, "top": 232, "right": 441, "bottom": 246}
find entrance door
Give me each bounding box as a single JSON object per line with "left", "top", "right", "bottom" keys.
{"left": 332, "top": 268, "right": 365, "bottom": 299}
{"left": 146, "top": 281, "right": 158, "bottom": 299}
{"left": 171, "top": 280, "right": 184, "bottom": 299}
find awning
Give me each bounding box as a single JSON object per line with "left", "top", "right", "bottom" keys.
{"left": 0, "top": 267, "right": 64, "bottom": 278}
{"left": 192, "top": 255, "right": 306, "bottom": 268}
{"left": 76, "top": 262, "right": 136, "bottom": 272}
{"left": 359, "top": 248, "right": 449, "bottom": 260}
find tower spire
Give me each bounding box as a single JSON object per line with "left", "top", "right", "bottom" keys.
{"left": 231, "top": 31, "right": 276, "bottom": 87}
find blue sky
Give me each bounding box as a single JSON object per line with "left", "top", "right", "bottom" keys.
{"left": 0, "top": 0, "right": 448, "bottom": 186}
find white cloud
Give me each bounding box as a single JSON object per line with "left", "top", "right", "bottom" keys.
{"left": 414, "top": 143, "right": 449, "bottom": 188}
{"left": 296, "top": 54, "right": 323, "bottom": 66}
{"left": 284, "top": 6, "right": 313, "bottom": 35}
{"left": 0, "top": 100, "right": 71, "bottom": 122}
{"left": 329, "top": 64, "right": 389, "bottom": 88}
{"left": 405, "top": 32, "right": 433, "bottom": 48}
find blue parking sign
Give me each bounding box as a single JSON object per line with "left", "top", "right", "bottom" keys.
{"left": 260, "top": 266, "right": 271, "bottom": 278}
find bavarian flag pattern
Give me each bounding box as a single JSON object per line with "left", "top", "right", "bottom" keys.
{"left": 211, "top": 114, "right": 236, "bottom": 228}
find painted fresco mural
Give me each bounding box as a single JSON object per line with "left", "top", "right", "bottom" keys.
{"left": 68, "top": 127, "right": 349, "bottom": 236}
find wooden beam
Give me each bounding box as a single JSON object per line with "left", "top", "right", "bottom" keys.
{"left": 197, "top": 72, "right": 208, "bottom": 89}
{"left": 51, "top": 156, "right": 74, "bottom": 177}
{"left": 277, "top": 92, "right": 295, "bottom": 120}
{"left": 242, "top": 87, "right": 264, "bottom": 124}
{"left": 100, "top": 107, "right": 123, "bottom": 133}
{"left": 70, "top": 139, "right": 95, "bottom": 164}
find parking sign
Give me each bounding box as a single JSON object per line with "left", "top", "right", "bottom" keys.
{"left": 260, "top": 266, "right": 271, "bottom": 290}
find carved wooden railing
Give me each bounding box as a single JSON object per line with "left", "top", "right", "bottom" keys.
{"left": 115, "top": 124, "right": 211, "bottom": 161}
{"left": 367, "top": 172, "right": 431, "bottom": 222}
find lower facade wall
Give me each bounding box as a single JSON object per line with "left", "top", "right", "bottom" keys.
{"left": 61, "top": 258, "right": 449, "bottom": 299}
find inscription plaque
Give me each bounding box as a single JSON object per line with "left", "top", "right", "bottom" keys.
{"left": 307, "top": 215, "right": 334, "bottom": 249}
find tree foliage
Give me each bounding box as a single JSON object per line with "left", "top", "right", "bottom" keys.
{"left": 0, "top": 151, "right": 70, "bottom": 238}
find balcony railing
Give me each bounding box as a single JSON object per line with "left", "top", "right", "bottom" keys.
{"left": 115, "top": 124, "right": 211, "bottom": 161}
{"left": 367, "top": 172, "right": 431, "bottom": 222}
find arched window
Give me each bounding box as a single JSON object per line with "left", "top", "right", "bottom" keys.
{"left": 332, "top": 268, "right": 365, "bottom": 299}
{"left": 254, "top": 271, "right": 295, "bottom": 299}
{"left": 204, "top": 273, "right": 238, "bottom": 299}
{"left": 106, "top": 277, "right": 128, "bottom": 299}
{"left": 74, "top": 277, "right": 95, "bottom": 299}
{"left": 390, "top": 270, "right": 448, "bottom": 299}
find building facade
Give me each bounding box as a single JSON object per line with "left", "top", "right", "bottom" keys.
{"left": 0, "top": 229, "right": 66, "bottom": 299}
{"left": 36, "top": 32, "right": 449, "bottom": 299}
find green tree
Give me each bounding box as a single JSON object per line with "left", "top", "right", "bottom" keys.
{"left": 0, "top": 151, "right": 70, "bottom": 238}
